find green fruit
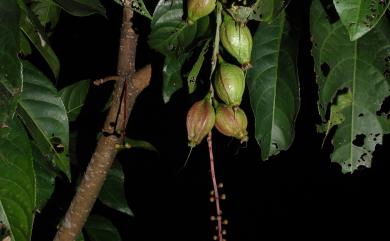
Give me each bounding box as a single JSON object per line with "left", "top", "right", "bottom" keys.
{"left": 220, "top": 15, "right": 253, "bottom": 67}
{"left": 186, "top": 96, "right": 215, "bottom": 147}
{"left": 215, "top": 105, "right": 248, "bottom": 143}
{"left": 214, "top": 62, "right": 245, "bottom": 106}
{"left": 187, "top": 0, "right": 216, "bottom": 25}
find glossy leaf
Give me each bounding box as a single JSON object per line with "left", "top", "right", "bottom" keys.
{"left": 32, "top": 144, "right": 56, "bottom": 211}
{"left": 18, "top": 0, "right": 60, "bottom": 78}
{"left": 333, "top": 0, "right": 390, "bottom": 41}
{"left": 246, "top": 12, "right": 300, "bottom": 161}
{"left": 54, "top": 0, "right": 106, "bottom": 17}
{"left": 17, "top": 62, "right": 70, "bottom": 179}
{"left": 311, "top": 0, "right": 390, "bottom": 173}
{"left": 162, "top": 54, "right": 187, "bottom": 103}
{"left": 59, "top": 79, "right": 90, "bottom": 122}
{"left": 30, "top": 0, "right": 61, "bottom": 29}
{"left": 99, "top": 161, "right": 133, "bottom": 216}
{"left": 85, "top": 215, "right": 121, "bottom": 241}
{"left": 0, "top": 0, "right": 22, "bottom": 127}
{"left": 148, "top": 0, "right": 198, "bottom": 56}
{"left": 0, "top": 118, "right": 36, "bottom": 241}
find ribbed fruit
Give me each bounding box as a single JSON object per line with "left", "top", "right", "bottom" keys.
{"left": 220, "top": 15, "right": 253, "bottom": 67}
{"left": 186, "top": 96, "right": 215, "bottom": 147}
{"left": 214, "top": 62, "right": 245, "bottom": 106}
{"left": 215, "top": 105, "right": 248, "bottom": 143}
{"left": 187, "top": 0, "right": 216, "bottom": 25}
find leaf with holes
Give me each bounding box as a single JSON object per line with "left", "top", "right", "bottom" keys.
{"left": 0, "top": 118, "right": 36, "bottom": 241}
{"left": 251, "top": 0, "right": 290, "bottom": 22}
{"left": 30, "top": 0, "right": 61, "bottom": 29}
{"left": 54, "top": 0, "right": 106, "bottom": 17}
{"left": 148, "top": 0, "right": 199, "bottom": 56}
{"left": 17, "top": 62, "right": 70, "bottom": 179}
{"left": 0, "top": 0, "right": 22, "bottom": 127}
{"left": 59, "top": 79, "right": 90, "bottom": 122}
{"left": 311, "top": 0, "right": 390, "bottom": 173}
{"left": 99, "top": 161, "right": 133, "bottom": 216}
{"left": 333, "top": 0, "right": 390, "bottom": 41}
{"left": 32, "top": 143, "right": 56, "bottom": 212}
{"left": 162, "top": 54, "right": 187, "bottom": 103}
{"left": 18, "top": 0, "right": 60, "bottom": 79}
{"left": 246, "top": 12, "right": 300, "bottom": 161}
{"left": 85, "top": 215, "right": 121, "bottom": 241}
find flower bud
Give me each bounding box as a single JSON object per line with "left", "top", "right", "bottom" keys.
{"left": 186, "top": 97, "right": 215, "bottom": 147}
{"left": 187, "top": 0, "right": 216, "bottom": 25}
{"left": 214, "top": 62, "right": 245, "bottom": 106}
{"left": 220, "top": 15, "right": 253, "bottom": 68}
{"left": 215, "top": 105, "right": 248, "bottom": 143}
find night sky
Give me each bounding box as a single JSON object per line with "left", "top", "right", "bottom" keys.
{"left": 31, "top": 0, "right": 390, "bottom": 240}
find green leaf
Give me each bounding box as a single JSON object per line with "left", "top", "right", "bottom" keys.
{"left": 99, "top": 161, "right": 133, "bottom": 216}
{"left": 30, "top": 0, "right": 61, "bottom": 29}
{"left": 0, "top": 0, "right": 22, "bottom": 127}
{"left": 85, "top": 215, "right": 121, "bottom": 241}
{"left": 333, "top": 0, "right": 390, "bottom": 41}
{"left": 20, "top": 31, "right": 32, "bottom": 56}
{"left": 0, "top": 118, "right": 36, "bottom": 241}
{"left": 17, "top": 62, "right": 70, "bottom": 179}
{"left": 246, "top": 12, "right": 300, "bottom": 161}
{"left": 148, "top": 0, "right": 198, "bottom": 56}
{"left": 251, "top": 0, "right": 289, "bottom": 22}
{"left": 32, "top": 144, "right": 56, "bottom": 212}
{"left": 311, "top": 0, "right": 390, "bottom": 173}
{"left": 187, "top": 40, "right": 210, "bottom": 94}
{"left": 54, "top": 0, "right": 106, "bottom": 17}
{"left": 59, "top": 80, "right": 90, "bottom": 122}
{"left": 18, "top": 0, "right": 60, "bottom": 79}
{"left": 76, "top": 233, "right": 85, "bottom": 241}
{"left": 162, "top": 54, "right": 187, "bottom": 103}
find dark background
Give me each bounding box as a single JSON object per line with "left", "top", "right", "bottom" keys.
{"left": 31, "top": 0, "right": 390, "bottom": 240}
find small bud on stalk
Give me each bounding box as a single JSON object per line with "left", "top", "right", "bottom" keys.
{"left": 215, "top": 105, "right": 248, "bottom": 143}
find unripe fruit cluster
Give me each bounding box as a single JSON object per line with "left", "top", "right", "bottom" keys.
{"left": 186, "top": 1, "right": 254, "bottom": 146}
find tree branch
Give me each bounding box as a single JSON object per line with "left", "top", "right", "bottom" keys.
{"left": 53, "top": 1, "right": 150, "bottom": 240}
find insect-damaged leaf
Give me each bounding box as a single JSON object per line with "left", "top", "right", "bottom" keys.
{"left": 333, "top": 0, "right": 390, "bottom": 41}
{"left": 17, "top": 62, "right": 70, "bottom": 179}
{"left": 311, "top": 0, "right": 390, "bottom": 173}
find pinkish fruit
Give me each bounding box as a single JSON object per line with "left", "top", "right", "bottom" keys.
{"left": 215, "top": 105, "right": 248, "bottom": 143}
{"left": 186, "top": 96, "right": 215, "bottom": 147}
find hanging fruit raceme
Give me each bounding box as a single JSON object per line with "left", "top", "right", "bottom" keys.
{"left": 214, "top": 62, "right": 245, "bottom": 106}
{"left": 186, "top": 96, "right": 216, "bottom": 147}
{"left": 187, "top": 0, "right": 216, "bottom": 25}
{"left": 220, "top": 15, "right": 253, "bottom": 68}
{"left": 215, "top": 104, "right": 248, "bottom": 143}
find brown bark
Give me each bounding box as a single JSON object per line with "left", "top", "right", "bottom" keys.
{"left": 53, "top": 1, "right": 151, "bottom": 240}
